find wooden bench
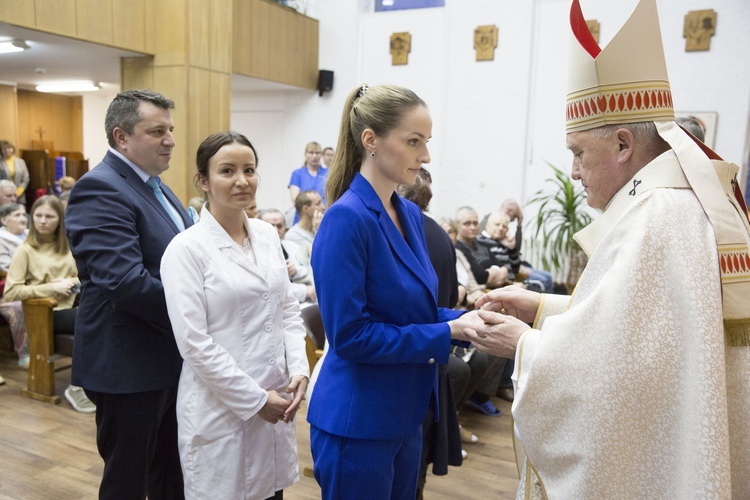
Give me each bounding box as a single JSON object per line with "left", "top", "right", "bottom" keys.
{"left": 20, "top": 297, "right": 74, "bottom": 405}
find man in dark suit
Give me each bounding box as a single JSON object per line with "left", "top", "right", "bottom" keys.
{"left": 66, "top": 90, "right": 192, "bottom": 499}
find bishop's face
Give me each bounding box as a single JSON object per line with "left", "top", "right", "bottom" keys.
{"left": 567, "top": 129, "right": 625, "bottom": 210}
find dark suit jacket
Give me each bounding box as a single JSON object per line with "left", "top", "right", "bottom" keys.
{"left": 65, "top": 151, "right": 192, "bottom": 393}
{"left": 307, "top": 173, "right": 464, "bottom": 440}
{"left": 423, "top": 214, "right": 459, "bottom": 309}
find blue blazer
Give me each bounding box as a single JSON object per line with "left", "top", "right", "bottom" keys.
{"left": 308, "top": 173, "right": 464, "bottom": 440}
{"left": 65, "top": 151, "right": 193, "bottom": 393}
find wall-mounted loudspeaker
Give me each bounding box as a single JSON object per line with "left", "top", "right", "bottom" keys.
{"left": 318, "top": 70, "right": 334, "bottom": 97}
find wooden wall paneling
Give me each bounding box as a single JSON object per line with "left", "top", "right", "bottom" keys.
{"left": 21, "top": 150, "right": 51, "bottom": 205}
{"left": 113, "top": 0, "right": 148, "bottom": 53}
{"left": 209, "top": 71, "right": 230, "bottom": 135}
{"left": 186, "top": 68, "right": 211, "bottom": 200}
{"left": 121, "top": 56, "right": 155, "bottom": 91}
{"left": 183, "top": 68, "right": 229, "bottom": 201}
{"left": 232, "top": 0, "right": 318, "bottom": 89}
{"left": 232, "top": 0, "right": 251, "bottom": 75}
{"left": 152, "top": 65, "right": 188, "bottom": 201}
{"left": 70, "top": 96, "right": 83, "bottom": 154}
{"left": 303, "top": 18, "right": 318, "bottom": 89}
{"left": 0, "top": 85, "right": 19, "bottom": 147}
{"left": 152, "top": 0, "right": 187, "bottom": 67}
{"left": 143, "top": 0, "right": 156, "bottom": 54}
{"left": 251, "top": 0, "right": 273, "bottom": 79}
{"left": 15, "top": 91, "right": 30, "bottom": 151}
{"left": 209, "top": 0, "right": 231, "bottom": 73}
{"left": 188, "top": 0, "right": 211, "bottom": 70}
{"left": 274, "top": 6, "right": 290, "bottom": 84}
{"left": 75, "top": 0, "right": 114, "bottom": 46}
{"left": 34, "top": 0, "right": 77, "bottom": 37}
{"left": 16, "top": 91, "right": 81, "bottom": 152}
{"left": 0, "top": 0, "right": 35, "bottom": 27}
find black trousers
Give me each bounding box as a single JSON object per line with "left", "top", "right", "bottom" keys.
{"left": 85, "top": 387, "right": 184, "bottom": 500}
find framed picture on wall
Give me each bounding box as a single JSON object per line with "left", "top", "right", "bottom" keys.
{"left": 675, "top": 111, "right": 718, "bottom": 149}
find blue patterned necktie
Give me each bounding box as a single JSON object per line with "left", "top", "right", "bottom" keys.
{"left": 146, "top": 177, "right": 185, "bottom": 232}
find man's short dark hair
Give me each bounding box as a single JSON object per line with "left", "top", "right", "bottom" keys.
{"left": 295, "top": 190, "right": 319, "bottom": 214}
{"left": 105, "top": 90, "right": 175, "bottom": 148}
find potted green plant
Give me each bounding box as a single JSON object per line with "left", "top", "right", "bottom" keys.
{"left": 526, "top": 162, "right": 593, "bottom": 293}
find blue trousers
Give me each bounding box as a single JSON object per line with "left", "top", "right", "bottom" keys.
{"left": 310, "top": 424, "right": 423, "bottom": 500}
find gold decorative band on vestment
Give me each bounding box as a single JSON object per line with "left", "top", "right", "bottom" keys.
{"left": 725, "top": 318, "right": 750, "bottom": 347}
{"left": 566, "top": 81, "right": 674, "bottom": 132}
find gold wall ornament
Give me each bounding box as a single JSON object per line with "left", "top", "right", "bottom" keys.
{"left": 684, "top": 9, "right": 717, "bottom": 51}
{"left": 474, "top": 25, "right": 498, "bottom": 61}
{"left": 586, "top": 19, "right": 600, "bottom": 43}
{"left": 390, "top": 32, "right": 411, "bottom": 65}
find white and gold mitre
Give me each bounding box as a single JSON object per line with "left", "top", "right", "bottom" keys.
{"left": 566, "top": 0, "right": 674, "bottom": 132}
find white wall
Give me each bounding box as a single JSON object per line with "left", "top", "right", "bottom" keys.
{"left": 82, "top": 91, "right": 117, "bottom": 167}
{"left": 230, "top": 0, "right": 750, "bottom": 219}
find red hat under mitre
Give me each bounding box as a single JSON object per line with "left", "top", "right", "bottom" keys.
{"left": 567, "top": 0, "right": 750, "bottom": 347}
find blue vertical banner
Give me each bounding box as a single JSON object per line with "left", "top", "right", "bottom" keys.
{"left": 55, "top": 156, "right": 66, "bottom": 195}
{"left": 375, "top": 0, "right": 444, "bottom": 12}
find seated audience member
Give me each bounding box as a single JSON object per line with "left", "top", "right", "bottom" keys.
{"left": 0, "top": 202, "right": 30, "bottom": 367}
{"left": 288, "top": 141, "right": 327, "bottom": 225}
{"left": 58, "top": 176, "right": 76, "bottom": 194}
{"left": 477, "top": 211, "right": 521, "bottom": 278}
{"left": 188, "top": 196, "right": 204, "bottom": 218}
{"left": 0, "top": 141, "right": 30, "bottom": 204}
{"left": 285, "top": 190, "right": 325, "bottom": 259}
{"left": 243, "top": 198, "right": 258, "bottom": 219}
{"left": 58, "top": 191, "right": 71, "bottom": 211}
{"left": 454, "top": 206, "right": 508, "bottom": 289}
{"left": 321, "top": 147, "right": 335, "bottom": 168}
{"left": 439, "top": 217, "right": 484, "bottom": 308}
{"left": 675, "top": 115, "right": 706, "bottom": 143}
{"left": 259, "top": 208, "right": 316, "bottom": 304}
{"left": 0, "top": 179, "right": 18, "bottom": 206}
{"left": 454, "top": 207, "right": 512, "bottom": 416}
{"left": 496, "top": 199, "right": 554, "bottom": 293}
{"left": 4, "top": 196, "right": 94, "bottom": 413}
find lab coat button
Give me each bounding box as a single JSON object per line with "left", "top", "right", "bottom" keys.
{"left": 264, "top": 324, "right": 272, "bottom": 332}
{"left": 262, "top": 293, "right": 269, "bottom": 300}
{"left": 269, "top": 358, "right": 275, "bottom": 364}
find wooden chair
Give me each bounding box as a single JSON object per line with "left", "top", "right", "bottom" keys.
{"left": 300, "top": 304, "right": 325, "bottom": 373}
{"left": 20, "top": 297, "right": 74, "bottom": 404}
{"left": 299, "top": 304, "right": 325, "bottom": 478}
{"left": 0, "top": 317, "right": 14, "bottom": 359}
{"left": 0, "top": 270, "right": 15, "bottom": 359}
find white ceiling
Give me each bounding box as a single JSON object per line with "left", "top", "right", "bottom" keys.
{"left": 0, "top": 23, "right": 304, "bottom": 96}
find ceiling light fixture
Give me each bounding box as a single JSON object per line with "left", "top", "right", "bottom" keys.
{"left": 36, "top": 81, "right": 100, "bottom": 93}
{"left": 0, "top": 40, "right": 30, "bottom": 54}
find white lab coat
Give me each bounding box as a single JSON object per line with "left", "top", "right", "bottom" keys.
{"left": 161, "top": 207, "right": 309, "bottom": 500}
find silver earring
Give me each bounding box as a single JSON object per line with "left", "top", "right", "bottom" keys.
{"left": 371, "top": 152, "right": 375, "bottom": 157}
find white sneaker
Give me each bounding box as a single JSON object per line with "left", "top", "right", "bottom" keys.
{"left": 64, "top": 385, "right": 96, "bottom": 414}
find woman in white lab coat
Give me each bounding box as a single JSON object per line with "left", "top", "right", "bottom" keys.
{"left": 161, "top": 131, "right": 309, "bottom": 500}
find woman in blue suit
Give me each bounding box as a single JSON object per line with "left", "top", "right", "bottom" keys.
{"left": 308, "top": 84, "right": 484, "bottom": 499}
